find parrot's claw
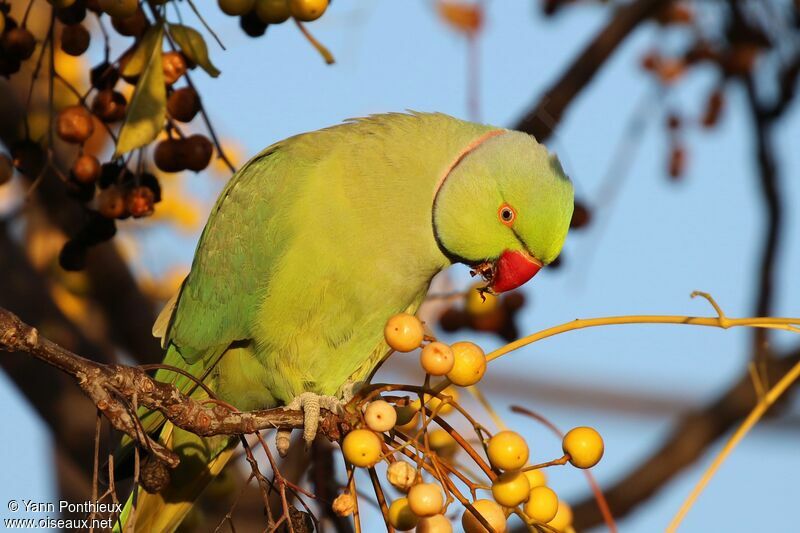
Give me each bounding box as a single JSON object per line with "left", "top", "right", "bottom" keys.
{"left": 284, "top": 392, "right": 343, "bottom": 448}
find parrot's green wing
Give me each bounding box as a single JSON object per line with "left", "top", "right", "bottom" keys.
{"left": 117, "top": 142, "right": 300, "bottom": 456}
{"left": 166, "top": 142, "right": 298, "bottom": 363}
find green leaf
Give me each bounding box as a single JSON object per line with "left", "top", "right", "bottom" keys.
{"left": 115, "top": 24, "right": 166, "bottom": 157}
{"left": 169, "top": 24, "right": 221, "bottom": 78}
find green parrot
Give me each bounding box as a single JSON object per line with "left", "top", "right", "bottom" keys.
{"left": 117, "top": 112, "right": 573, "bottom": 531}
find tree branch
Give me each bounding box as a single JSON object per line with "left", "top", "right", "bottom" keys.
{"left": 0, "top": 306, "right": 345, "bottom": 469}
{"left": 513, "top": 0, "right": 672, "bottom": 141}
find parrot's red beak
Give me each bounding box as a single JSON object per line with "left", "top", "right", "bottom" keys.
{"left": 489, "top": 250, "right": 543, "bottom": 293}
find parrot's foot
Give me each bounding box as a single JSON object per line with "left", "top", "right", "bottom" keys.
{"left": 284, "top": 392, "right": 343, "bottom": 448}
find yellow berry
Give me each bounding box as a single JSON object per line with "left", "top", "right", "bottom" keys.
{"left": 364, "top": 400, "right": 397, "bottom": 432}
{"left": 523, "top": 485, "right": 558, "bottom": 523}
{"left": 288, "top": 0, "right": 328, "bottom": 21}
{"left": 218, "top": 0, "right": 256, "bottom": 16}
{"left": 423, "top": 387, "right": 459, "bottom": 416}
{"left": 332, "top": 492, "right": 355, "bottom": 517}
{"left": 387, "top": 461, "right": 417, "bottom": 492}
{"left": 416, "top": 514, "right": 452, "bottom": 533}
{"left": 255, "top": 0, "right": 291, "bottom": 23}
{"left": 547, "top": 501, "right": 573, "bottom": 532}
{"left": 427, "top": 429, "right": 458, "bottom": 459}
{"left": 389, "top": 497, "right": 419, "bottom": 531}
{"left": 487, "top": 431, "right": 529, "bottom": 471}
{"left": 562, "top": 426, "right": 604, "bottom": 469}
{"left": 523, "top": 468, "right": 547, "bottom": 489}
{"left": 341, "top": 429, "right": 382, "bottom": 468}
{"left": 420, "top": 342, "right": 455, "bottom": 376}
{"left": 99, "top": 0, "right": 139, "bottom": 18}
{"left": 491, "top": 470, "right": 530, "bottom": 508}
{"left": 407, "top": 483, "right": 443, "bottom": 517}
{"left": 384, "top": 313, "right": 425, "bottom": 352}
{"left": 465, "top": 283, "right": 499, "bottom": 316}
{"left": 461, "top": 499, "right": 507, "bottom": 533}
{"left": 446, "top": 341, "right": 486, "bottom": 386}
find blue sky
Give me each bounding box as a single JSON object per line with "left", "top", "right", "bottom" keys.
{"left": 2, "top": 1, "right": 800, "bottom": 531}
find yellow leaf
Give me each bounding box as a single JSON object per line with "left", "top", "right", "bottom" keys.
{"left": 115, "top": 24, "right": 166, "bottom": 156}
{"left": 437, "top": 1, "right": 483, "bottom": 35}
{"left": 169, "top": 24, "right": 220, "bottom": 78}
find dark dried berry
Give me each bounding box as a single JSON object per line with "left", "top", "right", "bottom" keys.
{"left": 666, "top": 113, "right": 681, "bottom": 130}
{"left": 57, "top": 105, "right": 94, "bottom": 144}
{"left": 503, "top": 291, "right": 526, "bottom": 312}
{"left": 167, "top": 87, "right": 200, "bottom": 122}
{"left": 56, "top": 2, "right": 88, "bottom": 24}
{"left": 139, "top": 172, "right": 161, "bottom": 202}
{"left": 90, "top": 62, "right": 120, "bottom": 90}
{"left": 126, "top": 186, "right": 155, "bottom": 218}
{"left": 0, "top": 55, "right": 21, "bottom": 78}
{"left": 61, "top": 24, "right": 90, "bottom": 56}
{"left": 71, "top": 153, "right": 101, "bottom": 184}
{"left": 98, "top": 161, "right": 130, "bottom": 188}
{"left": 183, "top": 135, "right": 213, "bottom": 172}
{"left": 85, "top": 0, "right": 102, "bottom": 14}
{"left": 570, "top": 201, "right": 591, "bottom": 229}
{"left": 0, "top": 153, "right": 13, "bottom": 185}
{"left": 154, "top": 138, "right": 184, "bottom": 173}
{"left": 240, "top": 11, "right": 268, "bottom": 38}
{"left": 162, "top": 52, "right": 187, "bottom": 85}
{"left": 111, "top": 8, "right": 147, "bottom": 38}
{"left": 59, "top": 239, "right": 88, "bottom": 271}
{"left": 83, "top": 214, "right": 116, "bottom": 244}
{"left": 11, "top": 140, "right": 40, "bottom": 175}
{"left": 2, "top": 27, "right": 36, "bottom": 61}
{"left": 91, "top": 89, "right": 127, "bottom": 122}
{"left": 438, "top": 307, "right": 467, "bottom": 333}
{"left": 65, "top": 177, "right": 96, "bottom": 202}
{"left": 97, "top": 187, "right": 127, "bottom": 219}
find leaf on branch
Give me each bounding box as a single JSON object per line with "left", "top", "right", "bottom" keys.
{"left": 169, "top": 24, "right": 221, "bottom": 78}
{"left": 116, "top": 24, "right": 167, "bottom": 157}
{"left": 437, "top": 1, "right": 483, "bottom": 35}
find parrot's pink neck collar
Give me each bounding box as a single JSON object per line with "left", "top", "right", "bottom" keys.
{"left": 432, "top": 129, "right": 506, "bottom": 200}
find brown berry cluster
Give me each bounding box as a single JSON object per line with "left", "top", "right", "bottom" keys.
{"left": 0, "top": 5, "right": 36, "bottom": 77}
{"left": 0, "top": 1, "right": 232, "bottom": 271}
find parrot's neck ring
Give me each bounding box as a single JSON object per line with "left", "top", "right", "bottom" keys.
{"left": 431, "top": 129, "right": 507, "bottom": 201}
{"left": 431, "top": 129, "right": 506, "bottom": 266}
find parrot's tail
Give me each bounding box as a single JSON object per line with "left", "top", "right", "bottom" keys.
{"left": 115, "top": 421, "right": 237, "bottom": 533}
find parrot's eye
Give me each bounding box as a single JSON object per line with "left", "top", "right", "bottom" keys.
{"left": 498, "top": 204, "right": 515, "bottom": 226}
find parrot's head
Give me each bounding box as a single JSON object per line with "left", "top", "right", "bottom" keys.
{"left": 432, "top": 131, "right": 574, "bottom": 293}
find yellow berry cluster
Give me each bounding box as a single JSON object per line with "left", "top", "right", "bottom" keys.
{"left": 218, "top": 0, "right": 329, "bottom": 24}
{"left": 337, "top": 312, "right": 606, "bottom": 532}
